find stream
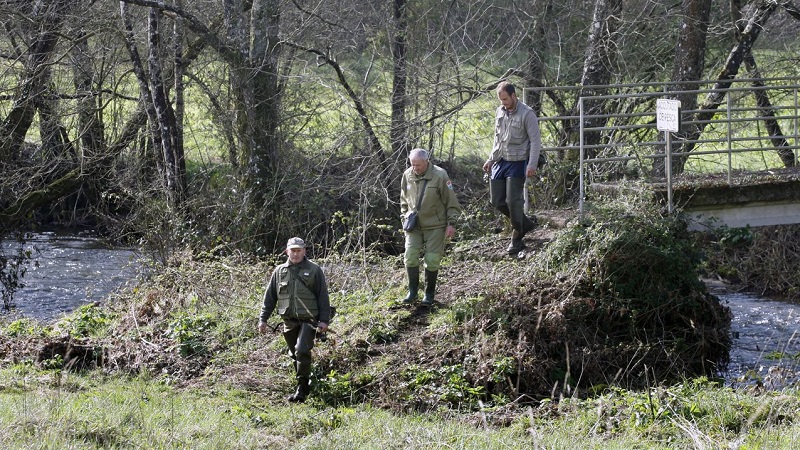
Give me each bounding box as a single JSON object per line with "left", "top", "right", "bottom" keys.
{"left": 2, "top": 231, "right": 143, "bottom": 321}
{"left": 714, "top": 289, "right": 800, "bottom": 389}
{"left": 2, "top": 232, "right": 800, "bottom": 388}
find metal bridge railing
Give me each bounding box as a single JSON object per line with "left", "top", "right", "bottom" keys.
{"left": 524, "top": 77, "right": 800, "bottom": 216}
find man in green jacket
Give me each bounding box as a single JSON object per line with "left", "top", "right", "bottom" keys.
{"left": 400, "top": 148, "right": 462, "bottom": 306}
{"left": 258, "top": 237, "right": 331, "bottom": 403}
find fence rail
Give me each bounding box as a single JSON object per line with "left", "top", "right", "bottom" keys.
{"left": 523, "top": 77, "right": 800, "bottom": 215}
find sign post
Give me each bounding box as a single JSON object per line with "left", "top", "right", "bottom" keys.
{"left": 656, "top": 99, "right": 681, "bottom": 214}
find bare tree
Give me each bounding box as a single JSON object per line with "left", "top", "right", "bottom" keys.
{"left": 579, "top": 0, "right": 623, "bottom": 160}
{"left": 653, "top": 0, "right": 713, "bottom": 176}
{"left": 674, "top": 1, "right": 797, "bottom": 166}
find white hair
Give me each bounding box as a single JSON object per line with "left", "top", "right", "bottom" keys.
{"left": 409, "top": 148, "right": 429, "bottom": 161}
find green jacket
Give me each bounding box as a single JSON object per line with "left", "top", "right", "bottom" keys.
{"left": 260, "top": 257, "right": 331, "bottom": 323}
{"left": 400, "top": 163, "right": 462, "bottom": 231}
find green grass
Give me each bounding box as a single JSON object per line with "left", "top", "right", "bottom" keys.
{"left": 2, "top": 368, "right": 800, "bottom": 449}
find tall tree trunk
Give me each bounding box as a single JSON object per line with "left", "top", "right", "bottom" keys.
{"left": 73, "top": 31, "right": 107, "bottom": 165}
{"left": 674, "top": 4, "right": 777, "bottom": 160}
{"left": 223, "top": 0, "right": 246, "bottom": 169}
{"left": 390, "top": 0, "right": 408, "bottom": 161}
{"left": 744, "top": 53, "right": 797, "bottom": 168}
{"left": 655, "top": 0, "right": 712, "bottom": 176}
{"left": 120, "top": 2, "right": 165, "bottom": 181}
{"left": 579, "top": 0, "right": 623, "bottom": 160}
{"left": 36, "top": 78, "right": 75, "bottom": 164}
{"left": 173, "top": 0, "right": 188, "bottom": 195}
{"left": 0, "top": 1, "right": 67, "bottom": 161}
{"left": 240, "top": 0, "right": 281, "bottom": 190}
{"left": 148, "top": 8, "right": 182, "bottom": 204}
{"left": 524, "top": 0, "right": 552, "bottom": 116}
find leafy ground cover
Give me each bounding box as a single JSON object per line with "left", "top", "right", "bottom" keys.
{"left": 1, "top": 191, "right": 799, "bottom": 448}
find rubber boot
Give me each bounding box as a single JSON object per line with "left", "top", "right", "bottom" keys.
{"left": 402, "top": 266, "right": 420, "bottom": 304}
{"left": 507, "top": 178, "right": 537, "bottom": 235}
{"left": 288, "top": 377, "right": 310, "bottom": 403}
{"left": 421, "top": 270, "right": 438, "bottom": 306}
{"left": 506, "top": 178, "right": 537, "bottom": 254}
{"left": 507, "top": 235, "right": 526, "bottom": 255}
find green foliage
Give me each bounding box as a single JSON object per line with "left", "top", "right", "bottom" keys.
{"left": 3, "top": 318, "right": 40, "bottom": 337}
{"left": 543, "top": 187, "right": 705, "bottom": 305}
{"left": 717, "top": 225, "right": 754, "bottom": 247}
{"left": 490, "top": 356, "right": 516, "bottom": 384}
{"left": 314, "top": 370, "right": 374, "bottom": 405}
{"left": 366, "top": 320, "right": 398, "bottom": 344}
{"left": 167, "top": 313, "right": 217, "bottom": 357}
{"left": 402, "top": 364, "right": 487, "bottom": 408}
{"left": 56, "top": 303, "right": 112, "bottom": 338}
{"left": 40, "top": 354, "right": 64, "bottom": 371}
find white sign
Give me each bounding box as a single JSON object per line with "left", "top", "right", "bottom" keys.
{"left": 656, "top": 99, "right": 681, "bottom": 132}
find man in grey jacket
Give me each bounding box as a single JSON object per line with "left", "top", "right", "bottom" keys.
{"left": 482, "top": 81, "right": 542, "bottom": 255}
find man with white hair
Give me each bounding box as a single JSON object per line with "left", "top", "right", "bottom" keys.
{"left": 399, "top": 148, "right": 462, "bottom": 306}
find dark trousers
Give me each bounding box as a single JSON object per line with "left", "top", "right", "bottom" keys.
{"left": 282, "top": 318, "right": 317, "bottom": 379}
{"left": 490, "top": 177, "right": 535, "bottom": 235}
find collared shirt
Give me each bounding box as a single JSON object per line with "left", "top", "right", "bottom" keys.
{"left": 488, "top": 101, "right": 543, "bottom": 170}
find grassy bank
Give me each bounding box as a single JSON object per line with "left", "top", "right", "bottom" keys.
{"left": 2, "top": 192, "right": 800, "bottom": 448}
{"left": 1, "top": 368, "right": 799, "bottom": 448}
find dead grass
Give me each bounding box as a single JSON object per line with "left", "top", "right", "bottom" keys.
{"left": 0, "top": 211, "right": 739, "bottom": 417}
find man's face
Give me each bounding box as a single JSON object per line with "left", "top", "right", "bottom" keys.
{"left": 410, "top": 158, "right": 428, "bottom": 175}
{"left": 287, "top": 247, "right": 306, "bottom": 264}
{"left": 498, "top": 90, "right": 517, "bottom": 112}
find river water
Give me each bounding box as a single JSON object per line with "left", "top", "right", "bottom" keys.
{"left": 2, "top": 233, "right": 800, "bottom": 387}
{"left": 714, "top": 289, "right": 800, "bottom": 389}
{"left": 1, "top": 231, "right": 143, "bottom": 321}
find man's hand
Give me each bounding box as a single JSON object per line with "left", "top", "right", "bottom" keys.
{"left": 445, "top": 224, "right": 456, "bottom": 238}
{"left": 258, "top": 321, "right": 269, "bottom": 334}
{"left": 317, "top": 321, "right": 329, "bottom": 333}
{"left": 482, "top": 160, "right": 493, "bottom": 173}
{"left": 526, "top": 166, "right": 537, "bottom": 178}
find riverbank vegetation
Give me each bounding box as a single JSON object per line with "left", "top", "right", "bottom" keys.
{"left": 2, "top": 1, "right": 800, "bottom": 448}
{"left": 5, "top": 192, "right": 800, "bottom": 448}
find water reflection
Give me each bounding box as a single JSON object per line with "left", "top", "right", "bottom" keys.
{"left": 2, "top": 231, "right": 142, "bottom": 321}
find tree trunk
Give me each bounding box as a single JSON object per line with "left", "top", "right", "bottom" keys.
{"left": 73, "top": 31, "right": 106, "bottom": 163}
{"left": 120, "top": 2, "right": 166, "bottom": 181}
{"left": 744, "top": 55, "right": 796, "bottom": 168}
{"left": 148, "top": 8, "right": 183, "bottom": 204}
{"left": 0, "top": 1, "right": 67, "bottom": 161}
{"left": 173, "top": 0, "right": 188, "bottom": 196}
{"left": 524, "top": 0, "right": 553, "bottom": 116}
{"left": 390, "top": 0, "right": 409, "bottom": 163}
{"left": 674, "top": 4, "right": 777, "bottom": 160}
{"left": 655, "top": 0, "right": 712, "bottom": 176}
{"left": 579, "top": 0, "right": 623, "bottom": 160}
{"left": 239, "top": 0, "right": 281, "bottom": 190}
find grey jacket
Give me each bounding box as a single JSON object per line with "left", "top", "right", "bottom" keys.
{"left": 488, "top": 101, "right": 543, "bottom": 171}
